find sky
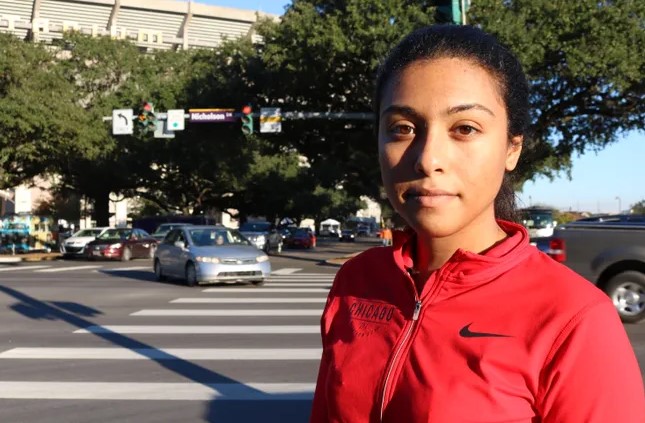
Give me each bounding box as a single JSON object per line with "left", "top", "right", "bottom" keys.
{"left": 193, "top": 0, "right": 644, "bottom": 214}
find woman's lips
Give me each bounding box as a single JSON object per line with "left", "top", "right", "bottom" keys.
{"left": 404, "top": 189, "right": 458, "bottom": 207}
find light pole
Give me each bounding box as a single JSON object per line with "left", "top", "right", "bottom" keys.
{"left": 615, "top": 196, "right": 622, "bottom": 214}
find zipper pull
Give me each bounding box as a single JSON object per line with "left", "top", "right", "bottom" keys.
{"left": 412, "top": 301, "right": 422, "bottom": 321}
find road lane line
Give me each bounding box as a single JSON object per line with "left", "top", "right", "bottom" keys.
{"left": 170, "top": 297, "right": 327, "bottom": 304}
{"left": 201, "top": 288, "right": 329, "bottom": 293}
{"left": 74, "top": 325, "right": 320, "bottom": 334}
{"left": 0, "top": 347, "right": 322, "bottom": 360}
{"left": 0, "top": 265, "right": 51, "bottom": 272}
{"left": 271, "top": 268, "right": 302, "bottom": 275}
{"left": 130, "top": 309, "right": 322, "bottom": 316}
{"left": 103, "top": 266, "right": 152, "bottom": 271}
{"left": 0, "top": 382, "right": 315, "bottom": 400}
{"left": 265, "top": 283, "right": 331, "bottom": 287}
{"left": 34, "top": 265, "right": 102, "bottom": 273}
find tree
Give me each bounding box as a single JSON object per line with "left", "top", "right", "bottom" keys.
{"left": 469, "top": 0, "right": 645, "bottom": 185}
{"left": 0, "top": 34, "right": 88, "bottom": 190}
{"left": 631, "top": 200, "right": 645, "bottom": 215}
{"left": 256, "top": 0, "right": 438, "bottom": 208}
{"left": 51, "top": 33, "right": 192, "bottom": 225}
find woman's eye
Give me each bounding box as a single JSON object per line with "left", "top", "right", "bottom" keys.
{"left": 455, "top": 125, "right": 478, "bottom": 136}
{"left": 390, "top": 124, "right": 415, "bottom": 136}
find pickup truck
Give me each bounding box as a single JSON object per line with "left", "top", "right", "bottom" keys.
{"left": 546, "top": 220, "right": 645, "bottom": 323}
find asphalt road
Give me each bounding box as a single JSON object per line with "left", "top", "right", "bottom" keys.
{"left": 0, "top": 238, "right": 643, "bottom": 423}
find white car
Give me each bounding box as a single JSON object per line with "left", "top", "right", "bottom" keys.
{"left": 60, "top": 227, "right": 110, "bottom": 257}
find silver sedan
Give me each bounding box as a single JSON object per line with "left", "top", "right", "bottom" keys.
{"left": 153, "top": 225, "right": 271, "bottom": 286}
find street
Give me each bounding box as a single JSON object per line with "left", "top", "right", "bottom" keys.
{"left": 1, "top": 238, "right": 644, "bottom": 423}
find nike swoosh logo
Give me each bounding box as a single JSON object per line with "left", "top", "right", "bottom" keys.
{"left": 459, "top": 323, "right": 511, "bottom": 338}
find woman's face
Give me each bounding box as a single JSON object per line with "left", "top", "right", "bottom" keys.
{"left": 378, "top": 57, "right": 522, "bottom": 238}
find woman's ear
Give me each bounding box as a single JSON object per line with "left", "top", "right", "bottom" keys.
{"left": 505, "top": 135, "right": 523, "bottom": 172}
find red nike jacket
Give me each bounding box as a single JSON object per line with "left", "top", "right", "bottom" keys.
{"left": 310, "top": 221, "right": 645, "bottom": 422}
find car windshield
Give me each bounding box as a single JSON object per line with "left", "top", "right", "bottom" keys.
{"left": 73, "top": 229, "right": 102, "bottom": 237}
{"left": 97, "top": 229, "right": 131, "bottom": 240}
{"left": 239, "top": 222, "right": 271, "bottom": 232}
{"left": 521, "top": 212, "right": 554, "bottom": 229}
{"left": 188, "top": 228, "right": 250, "bottom": 247}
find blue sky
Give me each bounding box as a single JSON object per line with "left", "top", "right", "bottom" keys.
{"left": 195, "top": 0, "right": 644, "bottom": 214}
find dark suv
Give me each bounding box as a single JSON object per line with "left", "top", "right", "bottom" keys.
{"left": 239, "top": 221, "right": 283, "bottom": 253}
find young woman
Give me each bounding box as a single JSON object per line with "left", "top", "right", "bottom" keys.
{"left": 310, "top": 25, "right": 645, "bottom": 423}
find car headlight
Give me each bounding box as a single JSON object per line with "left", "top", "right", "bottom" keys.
{"left": 256, "top": 255, "right": 269, "bottom": 263}
{"left": 196, "top": 256, "right": 220, "bottom": 264}
{"left": 110, "top": 243, "right": 122, "bottom": 249}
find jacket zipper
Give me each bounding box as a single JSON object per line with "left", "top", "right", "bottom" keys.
{"left": 379, "top": 294, "right": 422, "bottom": 421}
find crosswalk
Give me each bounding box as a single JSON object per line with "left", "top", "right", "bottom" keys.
{"left": 0, "top": 268, "right": 334, "bottom": 412}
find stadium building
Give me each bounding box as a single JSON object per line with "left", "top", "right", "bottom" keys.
{"left": 0, "top": 0, "right": 275, "bottom": 49}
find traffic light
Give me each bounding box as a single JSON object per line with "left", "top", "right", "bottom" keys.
{"left": 137, "top": 101, "right": 157, "bottom": 133}
{"left": 241, "top": 105, "right": 253, "bottom": 135}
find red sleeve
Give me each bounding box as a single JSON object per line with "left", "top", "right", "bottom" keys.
{"left": 538, "top": 299, "right": 645, "bottom": 422}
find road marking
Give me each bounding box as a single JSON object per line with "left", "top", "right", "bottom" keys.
{"left": 267, "top": 278, "right": 334, "bottom": 282}
{"left": 170, "top": 297, "right": 327, "bottom": 304}
{"left": 0, "top": 382, "right": 315, "bottom": 400}
{"left": 130, "top": 309, "right": 322, "bottom": 316}
{"left": 103, "top": 266, "right": 152, "bottom": 271}
{"left": 34, "top": 265, "right": 102, "bottom": 273}
{"left": 271, "top": 268, "right": 302, "bottom": 275}
{"left": 74, "top": 325, "right": 320, "bottom": 334}
{"left": 265, "top": 283, "right": 331, "bottom": 287}
{"left": 201, "top": 288, "right": 329, "bottom": 293}
{"left": 0, "top": 347, "right": 322, "bottom": 360}
{"left": 275, "top": 273, "right": 336, "bottom": 276}
{"left": 0, "top": 265, "right": 51, "bottom": 272}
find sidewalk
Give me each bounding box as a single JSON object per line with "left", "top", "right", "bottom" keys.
{"left": 324, "top": 252, "right": 361, "bottom": 266}
{"left": 0, "top": 252, "right": 62, "bottom": 264}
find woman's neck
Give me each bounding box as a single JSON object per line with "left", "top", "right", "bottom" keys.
{"left": 412, "top": 216, "right": 508, "bottom": 285}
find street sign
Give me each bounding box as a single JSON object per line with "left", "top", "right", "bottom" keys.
{"left": 260, "top": 107, "right": 282, "bottom": 133}
{"left": 189, "top": 108, "right": 235, "bottom": 123}
{"left": 112, "top": 109, "right": 133, "bottom": 135}
{"left": 167, "top": 109, "right": 185, "bottom": 131}
{"left": 154, "top": 120, "right": 175, "bottom": 138}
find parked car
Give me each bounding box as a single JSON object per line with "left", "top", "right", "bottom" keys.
{"left": 340, "top": 229, "right": 356, "bottom": 242}
{"left": 284, "top": 227, "right": 316, "bottom": 249}
{"left": 86, "top": 228, "right": 157, "bottom": 261}
{"left": 153, "top": 225, "right": 271, "bottom": 287}
{"left": 238, "top": 221, "right": 283, "bottom": 253}
{"left": 546, "top": 218, "right": 645, "bottom": 323}
{"left": 151, "top": 223, "right": 193, "bottom": 242}
{"left": 60, "top": 227, "right": 110, "bottom": 257}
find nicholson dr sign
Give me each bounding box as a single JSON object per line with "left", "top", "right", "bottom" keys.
{"left": 188, "top": 109, "right": 236, "bottom": 123}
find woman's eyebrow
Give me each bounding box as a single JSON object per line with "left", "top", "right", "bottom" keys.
{"left": 380, "top": 105, "right": 424, "bottom": 121}
{"left": 446, "top": 103, "right": 495, "bottom": 117}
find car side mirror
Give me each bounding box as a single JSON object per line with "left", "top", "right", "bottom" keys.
{"left": 174, "top": 240, "right": 185, "bottom": 249}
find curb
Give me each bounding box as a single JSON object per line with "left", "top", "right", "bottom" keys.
{"left": 0, "top": 253, "right": 62, "bottom": 263}
{"left": 324, "top": 252, "right": 361, "bottom": 267}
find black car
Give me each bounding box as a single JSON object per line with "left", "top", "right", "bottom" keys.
{"left": 340, "top": 229, "right": 356, "bottom": 242}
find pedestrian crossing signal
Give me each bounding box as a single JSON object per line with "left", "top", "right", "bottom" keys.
{"left": 241, "top": 105, "right": 253, "bottom": 135}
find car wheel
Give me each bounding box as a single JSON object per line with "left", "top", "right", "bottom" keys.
{"left": 121, "top": 247, "right": 132, "bottom": 262}
{"left": 154, "top": 259, "right": 166, "bottom": 281}
{"left": 606, "top": 271, "right": 645, "bottom": 324}
{"left": 251, "top": 279, "right": 265, "bottom": 286}
{"left": 185, "top": 263, "right": 198, "bottom": 287}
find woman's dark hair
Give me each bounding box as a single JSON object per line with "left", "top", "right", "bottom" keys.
{"left": 374, "top": 25, "right": 530, "bottom": 222}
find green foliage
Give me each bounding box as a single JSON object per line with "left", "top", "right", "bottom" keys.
{"left": 631, "top": 200, "right": 645, "bottom": 215}
{"left": 469, "top": 0, "right": 645, "bottom": 185}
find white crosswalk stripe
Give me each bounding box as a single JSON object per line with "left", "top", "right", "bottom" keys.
{"left": 0, "top": 265, "right": 51, "bottom": 272}
{"left": 170, "top": 297, "right": 327, "bottom": 304}
{"left": 0, "top": 268, "right": 335, "bottom": 407}
{"left": 0, "top": 348, "right": 322, "bottom": 360}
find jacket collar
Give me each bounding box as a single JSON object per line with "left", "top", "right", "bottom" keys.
{"left": 392, "top": 220, "right": 533, "bottom": 287}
